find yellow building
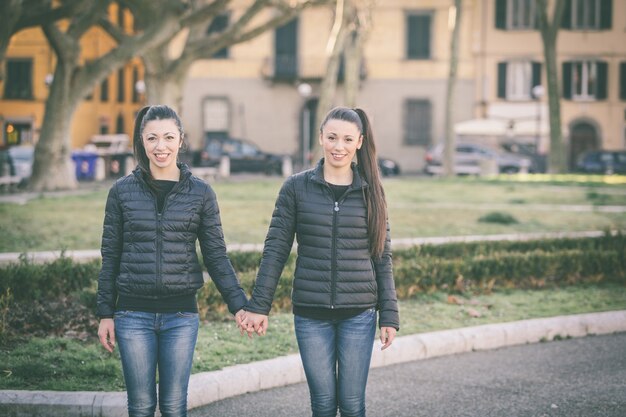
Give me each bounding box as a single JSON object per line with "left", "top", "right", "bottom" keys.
{"left": 0, "top": 4, "right": 143, "bottom": 150}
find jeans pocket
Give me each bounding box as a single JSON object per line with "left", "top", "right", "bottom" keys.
{"left": 175, "top": 312, "right": 199, "bottom": 318}
{"left": 113, "top": 310, "right": 131, "bottom": 318}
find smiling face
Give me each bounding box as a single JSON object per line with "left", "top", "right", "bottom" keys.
{"left": 319, "top": 118, "right": 363, "bottom": 172}
{"left": 142, "top": 118, "right": 182, "bottom": 178}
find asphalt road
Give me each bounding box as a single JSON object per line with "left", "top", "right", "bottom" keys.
{"left": 191, "top": 333, "right": 626, "bottom": 417}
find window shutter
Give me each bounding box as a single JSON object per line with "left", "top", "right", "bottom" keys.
{"left": 207, "top": 13, "right": 230, "bottom": 58}
{"left": 600, "top": 0, "right": 612, "bottom": 30}
{"left": 417, "top": 15, "right": 431, "bottom": 58}
{"left": 531, "top": 62, "right": 542, "bottom": 96}
{"left": 495, "top": 0, "right": 507, "bottom": 30}
{"left": 560, "top": 0, "right": 572, "bottom": 29}
{"left": 596, "top": 61, "right": 608, "bottom": 100}
{"left": 407, "top": 14, "right": 431, "bottom": 59}
{"left": 497, "top": 62, "right": 507, "bottom": 99}
{"left": 620, "top": 62, "right": 626, "bottom": 101}
{"left": 562, "top": 62, "right": 572, "bottom": 99}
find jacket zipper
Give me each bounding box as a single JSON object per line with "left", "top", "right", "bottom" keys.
{"left": 331, "top": 200, "right": 339, "bottom": 309}
{"left": 155, "top": 184, "right": 177, "bottom": 294}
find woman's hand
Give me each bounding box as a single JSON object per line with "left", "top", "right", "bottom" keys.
{"left": 380, "top": 327, "right": 396, "bottom": 350}
{"left": 98, "top": 318, "right": 116, "bottom": 353}
{"left": 240, "top": 311, "right": 269, "bottom": 336}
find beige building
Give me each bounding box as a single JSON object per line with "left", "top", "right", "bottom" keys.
{"left": 464, "top": 0, "right": 625, "bottom": 169}
{"left": 183, "top": 0, "right": 626, "bottom": 172}
{"left": 183, "top": 0, "right": 476, "bottom": 173}
{"left": 3, "top": 0, "right": 624, "bottom": 172}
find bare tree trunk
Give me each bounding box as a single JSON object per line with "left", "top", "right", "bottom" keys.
{"left": 313, "top": 0, "right": 353, "bottom": 163}
{"left": 343, "top": 31, "right": 361, "bottom": 108}
{"left": 143, "top": 49, "right": 187, "bottom": 112}
{"left": 343, "top": 0, "right": 373, "bottom": 108}
{"left": 537, "top": 0, "right": 567, "bottom": 173}
{"left": 30, "top": 60, "right": 80, "bottom": 190}
{"left": 443, "top": 0, "right": 462, "bottom": 177}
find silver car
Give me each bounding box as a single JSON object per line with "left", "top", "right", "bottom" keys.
{"left": 8, "top": 145, "right": 35, "bottom": 183}
{"left": 424, "top": 142, "right": 532, "bottom": 175}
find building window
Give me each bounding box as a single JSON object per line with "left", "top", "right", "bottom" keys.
{"left": 203, "top": 97, "right": 230, "bottom": 138}
{"left": 562, "top": 0, "right": 611, "bottom": 30}
{"left": 4, "top": 59, "right": 33, "bottom": 100}
{"left": 406, "top": 12, "right": 432, "bottom": 60}
{"left": 619, "top": 62, "right": 626, "bottom": 101}
{"left": 207, "top": 13, "right": 230, "bottom": 58}
{"left": 404, "top": 99, "right": 432, "bottom": 146}
{"left": 497, "top": 61, "right": 541, "bottom": 100}
{"left": 562, "top": 60, "right": 608, "bottom": 100}
{"left": 496, "top": 0, "right": 537, "bottom": 30}
{"left": 496, "top": 0, "right": 538, "bottom": 30}
{"left": 573, "top": 0, "right": 600, "bottom": 29}
{"left": 116, "top": 113, "right": 125, "bottom": 134}
{"left": 274, "top": 18, "right": 298, "bottom": 81}
{"left": 100, "top": 77, "right": 109, "bottom": 102}
{"left": 117, "top": 68, "right": 125, "bottom": 103}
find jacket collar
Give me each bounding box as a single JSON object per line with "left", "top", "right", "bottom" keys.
{"left": 310, "top": 158, "right": 368, "bottom": 190}
{"left": 133, "top": 162, "right": 192, "bottom": 186}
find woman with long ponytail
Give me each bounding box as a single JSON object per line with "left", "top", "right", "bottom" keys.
{"left": 240, "top": 106, "right": 399, "bottom": 416}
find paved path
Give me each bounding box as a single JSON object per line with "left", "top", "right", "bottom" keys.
{"left": 192, "top": 332, "right": 626, "bottom": 417}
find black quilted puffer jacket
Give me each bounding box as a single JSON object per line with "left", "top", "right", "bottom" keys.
{"left": 96, "top": 164, "right": 247, "bottom": 318}
{"left": 245, "top": 159, "right": 399, "bottom": 329}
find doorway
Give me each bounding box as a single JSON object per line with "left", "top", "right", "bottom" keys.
{"left": 569, "top": 120, "right": 599, "bottom": 170}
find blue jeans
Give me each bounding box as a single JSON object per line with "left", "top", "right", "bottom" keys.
{"left": 295, "top": 308, "right": 377, "bottom": 417}
{"left": 114, "top": 311, "right": 199, "bottom": 417}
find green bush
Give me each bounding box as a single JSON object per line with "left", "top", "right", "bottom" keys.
{"left": 1, "top": 233, "right": 624, "bottom": 337}
{"left": 478, "top": 211, "right": 518, "bottom": 224}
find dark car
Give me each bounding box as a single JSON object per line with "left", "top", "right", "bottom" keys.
{"left": 192, "top": 137, "right": 284, "bottom": 175}
{"left": 378, "top": 157, "right": 401, "bottom": 176}
{"left": 576, "top": 150, "right": 626, "bottom": 175}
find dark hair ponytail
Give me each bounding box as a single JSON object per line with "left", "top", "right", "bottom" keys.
{"left": 353, "top": 108, "right": 387, "bottom": 259}
{"left": 132, "top": 105, "right": 185, "bottom": 190}
{"left": 319, "top": 107, "right": 388, "bottom": 258}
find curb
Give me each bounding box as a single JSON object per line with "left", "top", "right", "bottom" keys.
{"left": 2, "top": 310, "right": 625, "bottom": 417}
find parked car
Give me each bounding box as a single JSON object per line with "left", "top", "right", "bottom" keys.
{"left": 424, "top": 142, "right": 532, "bottom": 175}
{"left": 575, "top": 150, "right": 626, "bottom": 175}
{"left": 378, "top": 157, "right": 401, "bottom": 176}
{"left": 192, "top": 136, "right": 284, "bottom": 175}
{"left": 7, "top": 145, "right": 35, "bottom": 185}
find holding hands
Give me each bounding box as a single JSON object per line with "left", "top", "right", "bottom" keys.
{"left": 235, "top": 309, "right": 268, "bottom": 338}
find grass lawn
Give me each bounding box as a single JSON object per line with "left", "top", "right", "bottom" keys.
{"left": 1, "top": 284, "right": 624, "bottom": 391}
{"left": 1, "top": 176, "right": 625, "bottom": 252}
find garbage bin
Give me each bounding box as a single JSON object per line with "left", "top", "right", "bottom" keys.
{"left": 71, "top": 151, "right": 99, "bottom": 181}
{"left": 108, "top": 152, "right": 134, "bottom": 178}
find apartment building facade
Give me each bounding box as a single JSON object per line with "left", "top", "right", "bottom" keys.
{"left": 467, "top": 0, "right": 626, "bottom": 169}
{"left": 181, "top": 0, "right": 475, "bottom": 172}
{"left": 2, "top": 0, "right": 625, "bottom": 172}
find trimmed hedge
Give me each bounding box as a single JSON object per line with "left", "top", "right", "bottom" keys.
{"left": 1, "top": 233, "right": 624, "bottom": 334}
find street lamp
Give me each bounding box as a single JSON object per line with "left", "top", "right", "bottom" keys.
{"left": 532, "top": 85, "right": 544, "bottom": 155}
{"left": 297, "top": 82, "right": 312, "bottom": 169}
